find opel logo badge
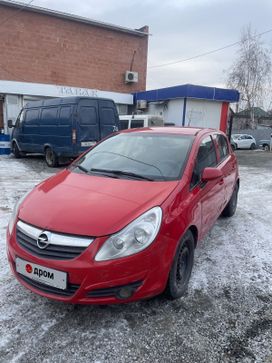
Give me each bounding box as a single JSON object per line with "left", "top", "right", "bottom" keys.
{"left": 37, "top": 232, "right": 50, "bottom": 249}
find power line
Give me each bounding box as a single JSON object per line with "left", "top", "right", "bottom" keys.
{"left": 0, "top": 0, "right": 35, "bottom": 28}
{"left": 149, "top": 27, "right": 272, "bottom": 69}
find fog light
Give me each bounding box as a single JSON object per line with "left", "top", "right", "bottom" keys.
{"left": 116, "top": 287, "right": 133, "bottom": 299}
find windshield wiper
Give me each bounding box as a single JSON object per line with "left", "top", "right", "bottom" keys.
{"left": 90, "top": 168, "right": 154, "bottom": 181}
{"left": 74, "top": 164, "right": 89, "bottom": 173}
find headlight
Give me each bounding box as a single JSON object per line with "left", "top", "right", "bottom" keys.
{"left": 8, "top": 190, "right": 32, "bottom": 235}
{"left": 95, "top": 206, "right": 162, "bottom": 261}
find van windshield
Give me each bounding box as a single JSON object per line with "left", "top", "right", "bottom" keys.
{"left": 72, "top": 132, "right": 193, "bottom": 181}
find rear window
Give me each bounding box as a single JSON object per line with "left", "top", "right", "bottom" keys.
{"left": 79, "top": 106, "right": 97, "bottom": 125}
{"left": 59, "top": 106, "right": 71, "bottom": 125}
{"left": 100, "top": 108, "right": 116, "bottom": 125}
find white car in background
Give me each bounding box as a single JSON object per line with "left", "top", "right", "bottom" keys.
{"left": 231, "top": 134, "right": 257, "bottom": 150}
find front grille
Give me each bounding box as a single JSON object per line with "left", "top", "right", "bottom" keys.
{"left": 87, "top": 281, "right": 143, "bottom": 298}
{"left": 18, "top": 273, "right": 80, "bottom": 297}
{"left": 16, "top": 228, "right": 87, "bottom": 260}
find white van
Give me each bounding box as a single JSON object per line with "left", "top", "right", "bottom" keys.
{"left": 119, "top": 115, "right": 164, "bottom": 130}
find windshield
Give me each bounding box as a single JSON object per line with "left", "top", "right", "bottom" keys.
{"left": 72, "top": 132, "right": 193, "bottom": 181}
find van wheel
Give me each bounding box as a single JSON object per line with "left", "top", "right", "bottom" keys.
{"left": 165, "top": 230, "right": 195, "bottom": 299}
{"left": 45, "top": 147, "right": 58, "bottom": 167}
{"left": 12, "top": 142, "right": 22, "bottom": 158}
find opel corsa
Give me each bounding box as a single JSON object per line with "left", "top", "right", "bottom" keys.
{"left": 7, "top": 127, "right": 239, "bottom": 304}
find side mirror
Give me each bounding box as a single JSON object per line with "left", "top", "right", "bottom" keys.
{"left": 202, "top": 167, "right": 223, "bottom": 182}
{"left": 8, "top": 119, "right": 14, "bottom": 128}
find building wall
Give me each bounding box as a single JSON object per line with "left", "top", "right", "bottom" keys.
{"left": 146, "top": 99, "right": 184, "bottom": 125}
{"left": 184, "top": 99, "right": 222, "bottom": 129}
{"left": 0, "top": 5, "right": 148, "bottom": 93}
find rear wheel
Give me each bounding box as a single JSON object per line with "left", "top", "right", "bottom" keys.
{"left": 263, "top": 144, "right": 269, "bottom": 151}
{"left": 222, "top": 183, "right": 239, "bottom": 217}
{"left": 165, "top": 230, "right": 195, "bottom": 299}
{"left": 45, "top": 147, "right": 58, "bottom": 167}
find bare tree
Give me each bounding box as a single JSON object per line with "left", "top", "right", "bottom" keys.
{"left": 227, "top": 25, "right": 272, "bottom": 128}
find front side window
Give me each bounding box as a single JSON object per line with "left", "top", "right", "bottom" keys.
{"left": 72, "top": 132, "right": 194, "bottom": 181}
{"left": 191, "top": 136, "right": 217, "bottom": 188}
{"left": 15, "top": 110, "right": 25, "bottom": 127}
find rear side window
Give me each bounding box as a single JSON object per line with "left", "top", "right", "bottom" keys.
{"left": 24, "top": 109, "right": 39, "bottom": 125}
{"left": 41, "top": 107, "right": 58, "bottom": 125}
{"left": 120, "top": 119, "right": 129, "bottom": 130}
{"left": 79, "top": 106, "right": 97, "bottom": 125}
{"left": 215, "top": 134, "right": 229, "bottom": 161}
{"left": 131, "top": 119, "right": 144, "bottom": 128}
{"left": 191, "top": 136, "right": 217, "bottom": 188}
{"left": 100, "top": 108, "right": 116, "bottom": 125}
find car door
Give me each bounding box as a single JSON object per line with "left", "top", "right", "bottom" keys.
{"left": 238, "top": 135, "right": 248, "bottom": 149}
{"left": 98, "top": 100, "right": 120, "bottom": 139}
{"left": 77, "top": 99, "right": 99, "bottom": 149}
{"left": 190, "top": 135, "right": 226, "bottom": 238}
{"left": 214, "top": 134, "right": 236, "bottom": 203}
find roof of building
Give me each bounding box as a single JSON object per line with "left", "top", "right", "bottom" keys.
{"left": 236, "top": 107, "right": 269, "bottom": 118}
{"left": 134, "top": 84, "right": 240, "bottom": 103}
{"left": 0, "top": 0, "right": 149, "bottom": 37}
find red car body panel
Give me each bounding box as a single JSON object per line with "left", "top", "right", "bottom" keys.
{"left": 19, "top": 171, "right": 179, "bottom": 236}
{"left": 6, "top": 127, "right": 239, "bottom": 304}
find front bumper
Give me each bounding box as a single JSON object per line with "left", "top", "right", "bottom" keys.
{"left": 7, "top": 222, "right": 174, "bottom": 304}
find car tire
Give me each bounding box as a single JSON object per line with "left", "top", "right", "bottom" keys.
{"left": 221, "top": 183, "right": 239, "bottom": 218}
{"left": 12, "top": 142, "right": 22, "bottom": 158}
{"left": 250, "top": 143, "right": 256, "bottom": 150}
{"left": 165, "top": 230, "right": 195, "bottom": 299}
{"left": 231, "top": 143, "right": 237, "bottom": 151}
{"left": 45, "top": 147, "right": 58, "bottom": 167}
{"left": 263, "top": 144, "right": 269, "bottom": 151}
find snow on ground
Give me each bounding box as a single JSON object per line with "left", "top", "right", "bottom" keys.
{"left": 0, "top": 151, "right": 271, "bottom": 363}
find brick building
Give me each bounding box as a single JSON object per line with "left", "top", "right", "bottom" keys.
{"left": 0, "top": 0, "right": 149, "bottom": 131}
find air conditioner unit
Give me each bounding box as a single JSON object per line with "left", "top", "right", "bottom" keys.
{"left": 125, "top": 71, "right": 138, "bottom": 83}
{"left": 136, "top": 100, "right": 147, "bottom": 109}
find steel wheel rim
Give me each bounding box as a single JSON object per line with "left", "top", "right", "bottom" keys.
{"left": 176, "top": 244, "right": 190, "bottom": 288}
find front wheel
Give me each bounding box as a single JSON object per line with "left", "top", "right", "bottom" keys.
{"left": 250, "top": 143, "right": 256, "bottom": 150}
{"left": 45, "top": 147, "right": 58, "bottom": 167}
{"left": 263, "top": 144, "right": 269, "bottom": 151}
{"left": 221, "top": 183, "right": 239, "bottom": 217}
{"left": 12, "top": 142, "right": 22, "bottom": 158}
{"left": 165, "top": 230, "right": 195, "bottom": 299}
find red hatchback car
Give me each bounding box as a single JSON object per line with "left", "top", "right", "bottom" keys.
{"left": 7, "top": 127, "right": 239, "bottom": 304}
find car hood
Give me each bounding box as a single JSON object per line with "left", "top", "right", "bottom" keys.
{"left": 18, "top": 169, "right": 178, "bottom": 236}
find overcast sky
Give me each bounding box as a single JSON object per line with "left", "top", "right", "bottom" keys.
{"left": 20, "top": 0, "right": 272, "bottom": 90}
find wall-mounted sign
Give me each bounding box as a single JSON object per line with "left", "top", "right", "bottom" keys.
{"left": 58, "top": 86, "right": 98, "bottom": 97}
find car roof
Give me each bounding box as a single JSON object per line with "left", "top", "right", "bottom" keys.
{"left": 120, "top": 126, "right": 217, "bottom": 136}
